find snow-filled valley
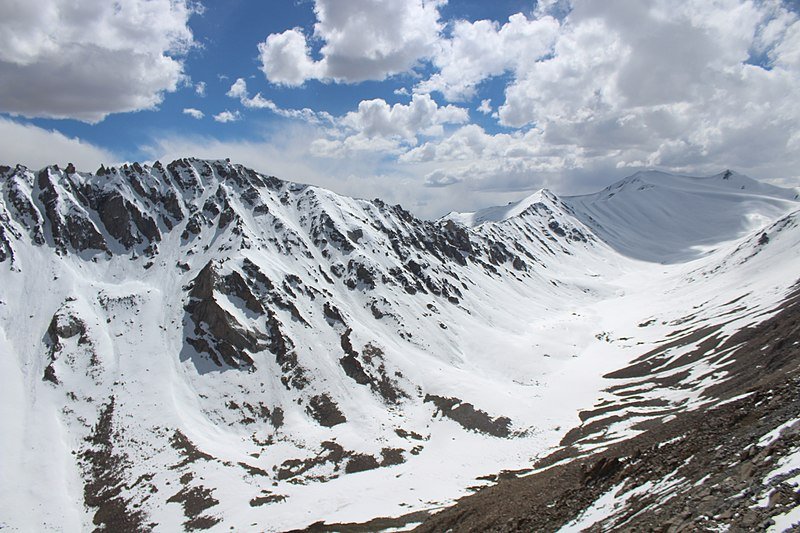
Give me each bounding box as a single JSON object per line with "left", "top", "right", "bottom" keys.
{"left": 1, "top": 159, "right": 799, "bottom": 532}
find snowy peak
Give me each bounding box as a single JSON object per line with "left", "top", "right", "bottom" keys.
{"left": 443, "top": 188, "right": 562, "bottom": 227}
{"left": 598, "top": 169, "right": 796, "bottom": 201}
{"left": 564, "top": 169, "right": 799, "bottom": 263}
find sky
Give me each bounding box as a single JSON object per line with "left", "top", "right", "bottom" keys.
{"left": 1, "top": 0, "right": 799, "bottom": 218}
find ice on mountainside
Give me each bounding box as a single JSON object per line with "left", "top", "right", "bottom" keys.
{"left": 1, "top": 159, "right": 799, "bottom": 531}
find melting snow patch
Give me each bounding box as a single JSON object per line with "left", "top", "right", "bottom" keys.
{"left": 768, "top": 505, "right": 800, "bottom": 532}
{"left": 560, "top": 469, "right": 686, "bottom": 531}
{"left": 757, "top": 418, "right": 800, "bottom": 448}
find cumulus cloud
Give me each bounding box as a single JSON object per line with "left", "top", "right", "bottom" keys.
{"left": 378, "top": 0, "right": 800, "bottom": 193}
{"left": 311, "top": 94, "right": 468, "bottom": 157}
{"left": 213, "top": 110, "right": 241, "bottom": 123}
{"left": 226, "top": 78, "right": 249, "bottom": 101}
{"left": 0, "top": 117, "right": 116, "bottom": 169}
{"left": 493, "top": 0, "right": 800, "bottom": 175}
{"left": 183, "top": 108, "right": 204, "bottom": 119}
{"left": 258, "top": 0, "right": 444, "bottom": 85}
{"left": 194, "top": 81, "right": 206, "bottom": 96}
{"left": 400, "top": 124, "right": 579, "bottom": 192}
{"left": 342, "top": 94, "right": 468, "bottom": 141}
{"left": 0, "top": 0, "right": 198, "bottom": 123}
{"left": 258, "top": 28, "right": 325, "bottom": 86}
{"left": 418, "top": 13, "right": 560, "bottom": 100}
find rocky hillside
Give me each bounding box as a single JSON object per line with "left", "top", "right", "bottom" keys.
{"left": 0, "top": 159, "right": 798, "bottom": 532}
{"left": 416, "top": 282, "right": 800, "bottom": 532}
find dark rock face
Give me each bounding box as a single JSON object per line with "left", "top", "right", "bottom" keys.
{"left": 90, "top": 190, "right": 161, "bottom": 249}
{"left": 338, "top": 331, "right": 406, "bottom": 404}
{"left": 339, "top": 328, "right": 371, "bottom": 386}
{"left": 311, "top": 212, "right": 355, "bottom": 254}
{"left": 80, "top": 398, "right": 150, "bottom": 532}
{"left": 323, "top": 302, "right": 345, "bottom": 325}
{"left": 37, "top": 169, "right": 108, "bottom": 254}
{"left": 184, "top": 261, "right": 265, "bottom": 369}
{"left": 424, "top": 394, "right": 511, "bottom": 438}
{"left": 0, "top": 225, "right": 14, "bottom": 264}
{"left": 344, "top": 454, "right": 380, "bottom": 474}
{"left": 306, "top": 394, "right": 346, "bottom": 427}
{"left": 96, "top": 192, "right": 140, "bottom": 248}
{"left": 276, "top": 441, "right": 347, "bottom": 482}
{"left": 4, "top": 170, "right": 45, "bottom": 245}
{"left": 43, "top": 307, "right": 91, "bottom": 384}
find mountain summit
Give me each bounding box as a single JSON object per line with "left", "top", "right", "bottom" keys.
{"left": 1, "top": 160, "right": 799, "bottom": 531}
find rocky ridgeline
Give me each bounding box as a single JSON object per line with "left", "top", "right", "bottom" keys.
{"left": 0, "top": 159, "right": 593, "bottom": 387}
{"left": 0, "top": 158, "right": 606, "bottom": 528}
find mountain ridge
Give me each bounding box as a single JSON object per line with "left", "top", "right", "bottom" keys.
{"left": 1, "top": 159, "right": 799, "bottom": 531}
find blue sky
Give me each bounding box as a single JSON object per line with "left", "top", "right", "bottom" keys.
{"left": 1, "top": 0, "right": 799, "bottom": 217}
{"left": 22, "top": 0, "right": 528, "bottom": 158}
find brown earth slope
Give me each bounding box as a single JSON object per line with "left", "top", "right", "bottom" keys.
{"left": 415, "top": 285, "right": 800, "bottom": 532}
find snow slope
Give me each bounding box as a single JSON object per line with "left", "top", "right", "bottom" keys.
{"left": 562, "top": 169, "right": 798, "bottom": 263}
{"left": 0, "top": 161, "right": 798, "bottom": 532}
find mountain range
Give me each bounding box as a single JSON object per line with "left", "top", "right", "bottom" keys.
{"left": 1, "top": 159, "right": 799, "bottom": 532}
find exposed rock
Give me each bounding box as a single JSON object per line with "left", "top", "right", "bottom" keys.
{"left": 184, "top": 261, "right": 265, "bottom": 369}
{"left": 306, "top": 394, "right": 346, "bottom": 427}
{"left": 250, "top": 492, "right": 286, "bottom": 506}
{"left": 277, "top": 441, "right": 346, "bottom": 481}
{"left": 345, "top": 454, "right": 380, "bottom": 474}
{"left": 80, "top": 398, "right": 150, "bottom": 532}
{"left": 166, "top": 483, "right": 220, "bottom": 531}
{"left": 424, "top": 394, "right": 511, "bottom": 438}
{"left": 323, "top": 302, "right": 345, "bottom": 325}
{"left": 339, "top": 328, "right": 370, "bottom": 385}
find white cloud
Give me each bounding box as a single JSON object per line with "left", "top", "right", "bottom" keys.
{"left": 418, "top": 13, "right": 560, "bottom": 100}
{"left": 0, "top": 0, "right": 198, "bottom": 123}
{"left": 195, "top": 81, "right": 206, "bottom": 96}
{"left": 400, "top": 124, "right": 579, "bottom": 191}
{"left": 258, "top": 0, "right": 444, "bottom": 85}
{"left": 213, "top": 110, "right": 241, "bottom": 123}
{"left": 226, "top": 78, "right": 335, "bottom": 124}
{"left": 183, "top": 108, "right": 204, "bottom": 119}
{"left": 311, "top": 94, "right": 468, "bottom": 157}
{"left": 226, "top": 78, "right": 249, "bottom": 101}
{"left": 0, "top": 117, "right": 116, "bottom": 169}
{"left": 342, "top": 94, "right": 468, "bottom": 141}
{"left": 258, "top": 28, "right": 325, "bottom": 86}
{"left": 157, "top": 0, "right": 800, "bottom": 216}
{"left": 478, "top": 0, "right": 800, "bottom": 181}
{"left": 424, "top": 169, "right": 462, "bottom": 187}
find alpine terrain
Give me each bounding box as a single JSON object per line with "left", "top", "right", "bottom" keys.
{"left": 1, "top": 159, "right": 799, "bottom": 532}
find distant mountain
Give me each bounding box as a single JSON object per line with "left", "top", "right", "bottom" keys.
{"left": 0, "top": 160, "right": 798, "bottom": 532}
{"left": 563, "top": 169, "right": 798, "bottom": 263}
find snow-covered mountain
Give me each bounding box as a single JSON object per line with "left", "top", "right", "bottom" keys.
{"left": 564, "top": 169, "right": 799, "bottom": 263}
{"left": 0, "top": 159, "right": 798, "bottom": 532}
